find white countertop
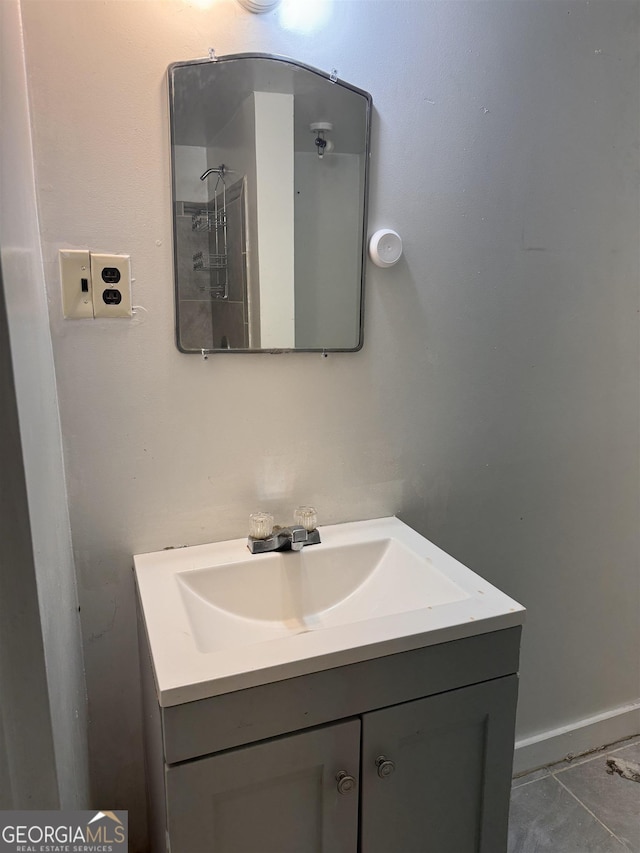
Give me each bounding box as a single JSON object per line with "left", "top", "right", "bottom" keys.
{"left": 134, "top": 516, "right": 525, "bottom": 707}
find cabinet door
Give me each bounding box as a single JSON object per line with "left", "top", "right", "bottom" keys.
{"left": 361, "top": 675, "right": 518, "bottom": 853}
{"left": 166, "top": 719, "right": 360, "bottom": 853}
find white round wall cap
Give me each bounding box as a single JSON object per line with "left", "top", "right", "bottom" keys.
{"left": 369, "top": 229, "right": 403, "bottom": 268}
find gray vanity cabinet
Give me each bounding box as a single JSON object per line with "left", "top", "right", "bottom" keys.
{"left": 139, "top": 625, "right": 522, "bottom": 853}
{"left": 161, "top": 676, "right": 516, "bottom": 853}
{"left": 361, "top": 675, "right": 518, "bottom": 853}
{"left": 164, "top": 720, "right": 360, "bottom": 853}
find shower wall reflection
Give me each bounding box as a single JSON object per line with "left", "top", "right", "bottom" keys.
{"left": 175, "top": 179, "right": 249, "bottom": 351}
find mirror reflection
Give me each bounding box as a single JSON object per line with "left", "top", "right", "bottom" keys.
{"left": 169, "top": 54, "right": 372, "bottom": 353}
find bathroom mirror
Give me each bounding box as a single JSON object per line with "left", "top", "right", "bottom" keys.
{"left": 169, "top": 54, "right": 372, "bottom": 353}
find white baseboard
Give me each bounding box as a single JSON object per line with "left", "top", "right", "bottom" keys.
{"left": 513, "top": 700, "right": 640, "bottom": 776}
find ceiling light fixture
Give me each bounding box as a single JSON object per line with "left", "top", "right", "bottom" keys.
{"left": 310, "top": 121, "right": 334, "bottom": 159}
{"left": 237, "top": 0, "right": 281, "bottom": 12}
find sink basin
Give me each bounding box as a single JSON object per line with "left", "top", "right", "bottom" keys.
{"left": 177, "top": 538, "right": 469, "bottom": 653}
{"left": 135, "top": 516, "right": 525, "bottom": 706}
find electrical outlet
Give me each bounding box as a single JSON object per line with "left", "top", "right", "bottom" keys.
{"left": 91, "top": 253, "right": 132, "bottom": 318}
{"left": 59, "top": 249, "right": 93, "bottom": 319}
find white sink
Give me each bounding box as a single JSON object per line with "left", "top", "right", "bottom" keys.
{"left": 177, "top": 537, "right": 469, "bottom": 653}
{"left": 135, "top": 517, "right": 525, "bottom": 706}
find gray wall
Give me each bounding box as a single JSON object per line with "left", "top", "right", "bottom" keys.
{"left": 0, "top": 0, "right": 90, "bottom": 811}
{"left": 17, "top": 1, "right": 640, "bottom": 849}
{"left": 0, "top": 265, "right": 59, "bottom": 809}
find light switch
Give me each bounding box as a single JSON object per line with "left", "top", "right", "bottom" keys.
{"left": 91, "top": 253, "right": 132, "bottom": 318}
{"left": 59, "top": 249, "right": 93, "bottom": 319}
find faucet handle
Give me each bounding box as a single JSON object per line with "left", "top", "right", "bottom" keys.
{"left": 249, "top": 512, "right": 274, "bottom": 540}
{"left": 294, "top": 506, "right": 318, "bottom": 532}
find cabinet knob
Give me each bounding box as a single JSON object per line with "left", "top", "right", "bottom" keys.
{"left": 375, "top": 755, "right": 396, "bottom": 778}
{"left": 336, "top": 770, "right": 357, "bottom": 794}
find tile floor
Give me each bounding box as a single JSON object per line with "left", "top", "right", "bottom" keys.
{"left": 509, "top": 737, "right": 640, "bottom": 853}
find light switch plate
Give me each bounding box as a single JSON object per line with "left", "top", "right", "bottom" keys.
{"left": 59, "top": 249, "right": 93, "bottom": 319}
{"left": 91, "top": 253, "right": 132, "bottom": 318}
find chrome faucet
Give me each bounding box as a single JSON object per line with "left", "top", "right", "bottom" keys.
{"left": 247, "top": 508, "right": 321, "bottom": 554}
